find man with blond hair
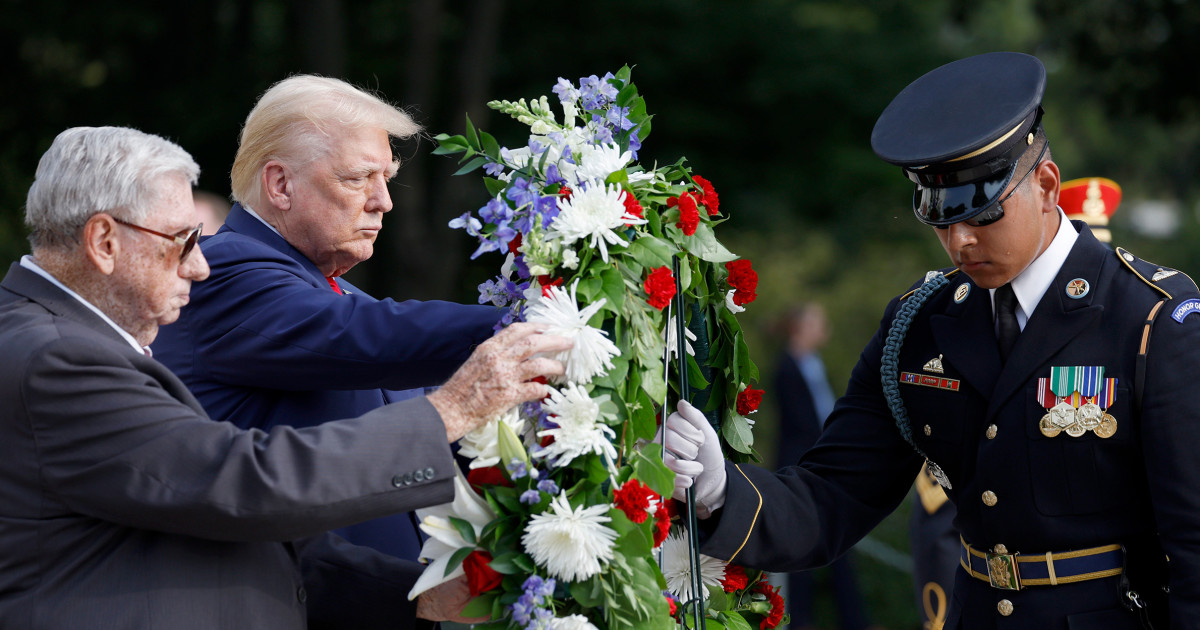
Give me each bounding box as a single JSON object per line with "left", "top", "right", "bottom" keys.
{"left": 0, "top": 125, "right": 569, "bottom": 629}
{"left": 152, "top": 75, "right": 505, "bottom": 627}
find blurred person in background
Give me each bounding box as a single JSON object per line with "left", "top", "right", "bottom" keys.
{"left": 193, "top": 189, "right": 231, "bottom": 235}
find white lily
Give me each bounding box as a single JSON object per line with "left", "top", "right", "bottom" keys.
{"left": 406, "top": 470, "right": 498, "bottom": 600}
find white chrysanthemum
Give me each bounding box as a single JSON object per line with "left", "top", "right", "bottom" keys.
{"left": 524, "top": 280, "right": 619, "bottom": 384}
{"left": 549, "top": 615, "right": 600, "bottom": 630}
{"left": 407, "top": 471, "right": 497, "bottom": 599}
{"left": 549, "top": 184, "right": 646, "bottom": 263}
{"left": 575, "top": 143, "right": 634, "bottom": 183}
{"left": 522, "top": 492, "right": 617, "bottom": 582}
{"left": 661, "top": 529, "right": 727, "bottom": 602}
{"left": 664, "top": 314, "right": 697, "bottom": 361}
{"left": 724, "top": 289, "right": 746, "bottom": 314}
{"left": 537, "top": 383, "right": 618, "bottom": 468}
{"left": 458, "top": 407, "right": 527, "bottom": 469}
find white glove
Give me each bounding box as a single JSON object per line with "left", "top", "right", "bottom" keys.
{"left": 659, "top": 400, "right": 727, "bottom": 518}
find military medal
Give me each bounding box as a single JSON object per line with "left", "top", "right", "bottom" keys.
{"left": 1040, "top": 368, "right": 1118, "bottom": 439}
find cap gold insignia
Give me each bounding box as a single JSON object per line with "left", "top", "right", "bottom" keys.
{"left": 954, "top": 283, "right": 970, "bottom": 303}
{"left": 1065, "top": 278, "right": 1089, "bottom": 299}
{"left": 923, "top": 354, "right": 945, "bottom": 374}
{"left": 1152, "top": 268, "right": 1179, "bottom": 282}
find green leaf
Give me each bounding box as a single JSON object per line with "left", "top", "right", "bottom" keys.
{"left": 677, "top": 254, "right": 692, "bottom": 292}
{"left": 480, "top": 130, "right": 500, "bottom": 160}
{"left": 718, "top": 611, "right": 754, "bottom": 630}
{"left": 464, "top": 113, "right": 480, "bottom": 150}
{"left": 453, "top": 156, "right": 487, "bottom": 176}
{"left": 686, "top": 354, "right": 710, "bottom": 390}
{"left": 615, "top": 64, "right": 633, "bottom": 83}
{"left": 633, "top": 444, "right": 677, "bottom": 498}
{"left": 641, "top": 361, "right": 666, "bottom": 405}
{"left": 483, "top": 176, "right": 506, "bottom": 198}
{"left": 458, "top": 592, "right": 496, "bottom": 619}
{"left": 722, "top": 414, "right": 755, "bottom": 454}
{"left": 486, "top": 551, "right": 524, "bottom": 574}
{"left": 600, "top": 266, "right": 626, "bottom": 313}
{"left": 706, "top": 588, "right": 731, "bottom": 612}
{"left": 629, "top": 389, "right": 658, "bottom": 442}
{"left": 683, "top": 222, "right": 738, "bottom": 263}
{"left": 626, "top": 235, "right": 675, "bottom": 270}
{"left": 570, "top": 575, "right": 605, "bottom": 608}
{"left": 445, "top": 546, "right": 473, "bottom": 577}
{"left": 448, "top": 516, "right": 476, "bottom": 546}
{"left": 605, "top": 169, "right": 630, "bottom": 189}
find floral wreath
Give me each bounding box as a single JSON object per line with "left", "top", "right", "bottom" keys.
{"left": 407, "top": 67, "right": 785, "bottom": 630}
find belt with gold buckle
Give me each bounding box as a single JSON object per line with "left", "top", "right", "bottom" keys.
{"left": 960, "top": 537, "right": 1124, "bottom": 590}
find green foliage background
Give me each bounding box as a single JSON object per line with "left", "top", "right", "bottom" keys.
{"left": 4, "top": 1, "right": 1200, "bottom": 627}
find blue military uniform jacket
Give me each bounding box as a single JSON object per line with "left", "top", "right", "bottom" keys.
{"left": 702, "top": 224, "right": 1200, "bottom": 629}
{"left": 151, "top": 204, "right": 501, "bottom": 622}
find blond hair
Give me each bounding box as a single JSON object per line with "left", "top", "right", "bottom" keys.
{"left": 230, "top": 75, "right": 421, "bottom": 209}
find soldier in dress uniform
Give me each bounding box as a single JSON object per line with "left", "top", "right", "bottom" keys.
{"left": 661, "top": 51, "right": 1199, "bottom": 629}
{"left": 906, "top": 177, "right": 1125, "bottom": 630}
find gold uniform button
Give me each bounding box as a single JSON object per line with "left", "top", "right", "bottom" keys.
{"left": 924, "top": 424, "right": 932, "bottom": 436}
{"left": 993, "top": 544, "right": 1008, "bottom": 554}
{"left": 986, "top": 424, "right": 998, "bottom": 439}
{"left": 998, "top": 599, "right": 1014, "bottom": 616}
{"left": 982, "top": 491, "right": 998, "bottom": 507}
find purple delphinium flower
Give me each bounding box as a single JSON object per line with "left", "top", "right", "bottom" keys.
{"left": 508, "top": 459, "right": 529, "bottom": 480}
{"left": 484, "top": 160, "right": 505, "bottom": 177}
{"left": 544, "top": 163, "right": 565, "bottom": 187}
{"left": 448, "top": 212, "right": 482, "bottom": 237}
{"left": 593, "top": 126, "right": 614, "bottom": 145}
{"left": 479, "top": 197, "right": 513, "bottom": 225}
{"left": 506, "top": 177, "right": 540, "bottom": 210}
{"left": 537, "top": 479, "right": 559, "bottom": 495}
{"left": 605, "top": 105, "right": 634, "bottom": 131}
{"left": 477, "top": 278, "right": 508, "bottom": 307}
{"left": 552, "top": 77, "right": 578, "bottom": 103}
{"left": 520, "top": 489, "right": 541, "bottom": 505}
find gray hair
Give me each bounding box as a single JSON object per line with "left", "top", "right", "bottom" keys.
{"left": 230, "top": 74, "right": 421, "bottom": 210}
{"left": 26, "top": 126, "right": 200, "bottom": 250}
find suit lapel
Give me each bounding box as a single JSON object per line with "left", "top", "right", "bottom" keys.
{"left": 223, "top": 204, "right": 331, "bottom": 290}
{"left": 988, "top": 229, "right": 1107, "bottom": 413}
{"left": 0, "top": 262, "right": 135, "bottom": 351}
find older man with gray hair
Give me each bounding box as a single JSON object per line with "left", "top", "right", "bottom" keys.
{"left": 0, "top": 126, "right": 568, "bottom": 629}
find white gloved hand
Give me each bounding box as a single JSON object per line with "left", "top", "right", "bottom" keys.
{"left": 659, "top": 400, "right": 727, "bottom": 518}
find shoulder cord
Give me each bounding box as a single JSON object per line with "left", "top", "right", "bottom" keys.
{"left": 1135, "top": 300, "right": 1167, "bottom": 411}
{"left": 880, "top": 273, "right": 949, "bottom": 457}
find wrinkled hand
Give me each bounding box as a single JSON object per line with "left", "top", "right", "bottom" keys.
{"left": 415, "top": 575, "right": 489, "bottom": 623}
{"left": 429, "top": 322, "right": 571, "bottom": 442}
{"left": 660, "top": 400, "right": 727, "bottom": 518}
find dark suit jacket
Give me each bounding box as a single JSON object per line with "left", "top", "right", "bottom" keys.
{"left": 0, "top": 262, "right": 456, "bottom": 629}
{"left": 703, "top": 224, "right": 1200, "bottom": 629}
{"left": 151, "top": 204, "right": 500, "bottom": 562}
{"left": 773, "top": 353, "right": 824, "bottom": 468}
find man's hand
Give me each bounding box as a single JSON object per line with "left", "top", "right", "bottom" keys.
{"left": 660, "top": 400, "right": 727, "bottom": 518}
{"left": 428, "top": 323, "right": 571, "bottom": 442}
{"left": 415, "top": 575, "right": 489, "bottom": 623}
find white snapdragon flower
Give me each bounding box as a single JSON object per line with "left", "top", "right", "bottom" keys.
{"left": 522, "top": 492, "right": 617, "bottom": 582}
{"left": 537, "top": 383, "right": 618, "bottom": 469}
{"left": 524, "top": 280, "right": 619, "bottom": 384}
{"left": 548, "top": 184, "right": 645, "bottom": 263}
{"left": 407, "top": 471, "right": 497, "bottom": 599}
{"left": 664, "top": 314, "right": 697, "bottom": 361}
{"left": 458, "top": 407, "right": 527, "bottom": 469}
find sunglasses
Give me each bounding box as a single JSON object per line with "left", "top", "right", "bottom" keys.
{"left": 114, "top": 217, "right": 203, "bottom": 262}
{"left": 929, "top": 141, "right": 1049, "bottom": 230}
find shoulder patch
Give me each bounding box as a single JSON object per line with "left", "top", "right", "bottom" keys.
{"left": 1172, "top": 299, "right": 1200, "bottom": 323}
{"left": 901, "top": 268, "right": 961, "bottom": 301}
{"left": 1115, "top": 247, "right": 1199, "bottom": 300}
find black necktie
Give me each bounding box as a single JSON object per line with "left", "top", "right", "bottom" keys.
{"left": 995, "top": 283, "right": 1020, "bottom": 363}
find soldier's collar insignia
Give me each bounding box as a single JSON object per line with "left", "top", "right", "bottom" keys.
{"left": 1122, "top": 251, "right": 1135, "bottom": 262}
{"left": 954, "top": 283, "right": 970, "bottom": 303}
{"left": 1153, "top": 268, "right": 1179, "bottom": 282}
{"left": 923, "top": 354, "right": 945, "bottom": 374}
{"left": 1172, "top": 299, "right": 1200, "bottom": 323}
{"left": 1065, "top": 278, "right": 1089, "bottom": 299}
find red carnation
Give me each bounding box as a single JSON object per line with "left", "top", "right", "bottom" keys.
{"left": 462, "top": 550, "right": 503, "bottom": 596}
{"left": 507, "top": 232, "right": 523, "bottom": 254}
{"left": 622, "top": 190, "right": 644, "bottom": 226}
{"left": 466, "top": 466, "right": 512, "bottom": 494}
{"left": 666, "top": 595, "right": 678, "bottom": 617}
{"left": 652, "top": 499, "right": 673, "bottom": 548}
{"left": 643, "top": 266, "right": 677, "bottom": 311}
{"left": 720, "top": 564, "right": 749, "bottom": 593}
{"left": 669, "top": 192, "right": 700, "bottom": 236}
{"left": 614, "top": 479, "right": 657, "bottom": 524}
{"left": 737, "top": 387, "right": 764, "bottom": 416}
{"left": 725, "top": 259, "right": 758, "bottom": 305}
{"left": 560, "top": 186, "right": 573, "bottom": 201}
{"left": 756, "top": 582, "right": 786, "bottom": 630}
{"left": 538, "top": 275, "right": 564, "bottom": 297}
{"left": 693, "top": 175, "right": 720, "bottom": 216}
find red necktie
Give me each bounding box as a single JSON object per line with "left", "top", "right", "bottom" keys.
{"left": 326, "top": 277, "right": 342, "bottom": 294}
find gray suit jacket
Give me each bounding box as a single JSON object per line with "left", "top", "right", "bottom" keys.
{"left": 0, "top": 263, "right": 456, "bottom": 629}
